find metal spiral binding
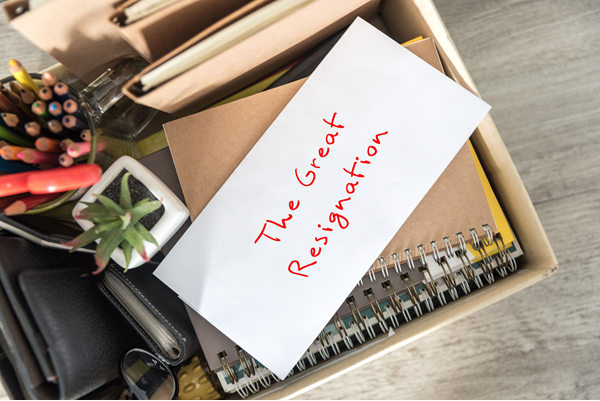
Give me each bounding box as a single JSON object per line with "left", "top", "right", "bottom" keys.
{"left": 482, "top": 224, "right": 494, "bottom": 246}
{"left": 367, "top": 263, "right": 377, "bottom": 282}
{"left": 295, "top": 356, "right": 306, "bottom": 372}
{"left": 364, "top": 288, "right": 389, "bottom": 333}
{"left": 457, "top": 232, "right": 467, "bottom": 253}
{"left": 390, "top": 253, "right": 403, "bottom": 275}
{"left": 333, "top": 313, "right": 354, "bottom": 350}
{"left": 469, "top": 228, "right": 480, "bottom": 250}
{"left": 455, "top": 270, "right": 471, "bottom": 294}
{"left": 436, "top": 256, "right": 459, "bottom": 300}
{"left": 395, "top": 262, "right": 423, "bottom": 317}
{"left": 218, "top": 351, "right": 249, "bottom": 398}
{"left": 346, "top": 296, "right": 374, "bottom": 340}
{"left": 315, "top": 333, "right": 330, "bottom": 360}
{"left": 430, "top": 240, "right": 442, "bottom": 263}
{"left": 378, "top": 257, "right": 390, "bottom": 278}
{"left": 404, "top": 249, "right": 416, "bottom": 270}
{"left": 382, "top": 280, "right": 412, "bottom": 323}
{"left": 305, "top": 349, "right": 317, "bottom": 366}
{"left": 417, "top": 245, "right": 439, "bottom": 304}
{"left": 443, "top": 236, "right": 455, "bottom": 259}
{"left": 350, "top": 321, "right": 366, "bottom": 344}
{"left": 234, "top": 347, "right": 260, "bottom": 394}
{"left": 474, "top": 240, "right": 495, "bottom": 284}
{"left": 456, "top": 248, "right": 483, "bottom": 289}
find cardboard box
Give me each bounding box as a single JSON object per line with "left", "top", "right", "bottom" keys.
{"left": 243, "top": 0, "right": 558, "bottom": 398}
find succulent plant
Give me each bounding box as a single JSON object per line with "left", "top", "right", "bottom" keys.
{"left": 63, "top": 172, "right": 162, "bottom": 274}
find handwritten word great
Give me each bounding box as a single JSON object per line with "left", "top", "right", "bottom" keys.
{"left": 294, "top": 112, "right": 344, "bottom": 187}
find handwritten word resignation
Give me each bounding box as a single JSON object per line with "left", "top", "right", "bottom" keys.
{"left": 253, "top": 112, "right": 388, "bottom": 278}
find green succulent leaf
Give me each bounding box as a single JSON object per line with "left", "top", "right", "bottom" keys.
{"left": 95, "top": 194, "right": 126, "bottom": 216}
{"left": 123, "top": 225, "right": 149, "bottom": 262}
{"left": 61, "top": 227, "right": 104, "bottom": 252}
{"left": 93, "top": 230, "right": 125, "bottom": 274}
{"left": 88, "top": 217, "right": 120, "bottom": 225}
{"left": 76, "top": 209, "right": 121, "bottom": 221}
{"left": 129, "top": 199, "right": 161, "bottom": 224}
{"left": 120, "top": 213, "right": 131, "bottom": 230}
{"left": 121, "top": 240, "right": 133, "bottom": 271}
{"left": 133, "top": 198, "right": 150, "bottom": 208}
{"left": 94, "top": 220, "right": 123, "bottom": 233}
{"left": 120, "top": 173, "right": 132, "bottom": 210}
{"left": 134, "top": 222, "right": 160, "bottom": 249}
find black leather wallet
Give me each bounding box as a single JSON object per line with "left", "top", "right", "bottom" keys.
{"left": 98, "top": 262, "right": 201, "bottom": 366}
{"left": 0, "top": 236, "right": 144, "bottom": 399}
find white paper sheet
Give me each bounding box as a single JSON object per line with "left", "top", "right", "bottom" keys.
{"left": 154, "top": 18, "right": 490, "bottom": 379}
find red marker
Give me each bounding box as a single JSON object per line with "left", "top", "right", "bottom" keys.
{"left": 0, "top": 171, "right": 35, "bottom": 196}
{"left": 26, "top": 164, "right": 102, "bottom": 194}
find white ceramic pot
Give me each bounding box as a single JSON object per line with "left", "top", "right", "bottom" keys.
{"left": 72, "top": 156, "right": 189, "bottom": 269}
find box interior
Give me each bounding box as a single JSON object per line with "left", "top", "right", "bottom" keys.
{"left": 242, "top": 0, "right": 558, "bottom": 399}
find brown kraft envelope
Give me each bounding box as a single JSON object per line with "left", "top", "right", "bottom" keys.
{"left": 3, "top": 0, "right": 138, "bottom": 84}
{"left": 164, "top": 37, "right": 496, "bottom": 270}
{"left": 123, "top": 0, "right": 381, "bottom": 116}
{"left": 110, "top": 0, "right": 261, "bottom": 62}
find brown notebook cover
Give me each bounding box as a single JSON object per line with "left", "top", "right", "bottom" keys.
{"left": 164, "top": 38, "right": 496, "bottom": 268}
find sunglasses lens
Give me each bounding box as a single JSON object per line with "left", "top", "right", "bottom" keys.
{"left": 121, "top": 349, "right": 177, "bottom": 400}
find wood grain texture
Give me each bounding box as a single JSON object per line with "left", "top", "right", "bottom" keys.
{"left": 0, "top": 0, "right": 598, "bottom": 399}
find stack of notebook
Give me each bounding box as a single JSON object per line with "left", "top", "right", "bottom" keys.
{"left": 156, "top": 36, "right": 521, "bottom": 397}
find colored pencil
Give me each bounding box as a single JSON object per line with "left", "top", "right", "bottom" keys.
{"left": 0, "top": 125, "right": 34, "bottom": 147}
{"left": 35, "top": 137, "right": 62, "bottom": 153}
{"left": 48, "top": 102, "right": 63, "bottom": 118}
{"left": 26, "top": 164, "right": 102, "bottom": 194}
{"left": 8, "top": 81, "right": 22, "bottom": 96}
{"left": 1, "top": 112, "right": 26, "bottom": 135}
{"left": 31, "top": 101, "right": 50, "bottom": 120}
{"left": 47, "top": 120, "right": 63, "bottom": 134}
{"left": 53, "top": 82, "right": 71, "bottom": 101}
{"left": 67, "top": 141, "right": 106, "bottom": 157}
{"left": 20, "top": 88, "right": 35, "bottom": 105}
{"left": 62, "top": 115, "right": 87, "bottom": 130}
{"left": 1, "top": 145, "right": 30, "bottom": 160}
{"left": 63, "top": 99, "right": 77, "bottom": 113}
{"left": 41, "top": 71, "right": 57, "bottom": 88}
{"left": 17, "top": 149, "right": 60, "bottom": 165}
{"left": 80, "top": 129, "right": 91, "bottom": 142}
{"left": 2, "top": 88, "right": 20, "bottom": 105}
{"left": 0, "top": 90, "right": 23, "bottom": 117}
{"left": 24, "top": 122, "right": 43, "bottom": 137}
{"left": 8, "top": 59, "right": 39, "bottom": 96}
{"left": 60, "top": 139, "right": 73, "bottom": 151}
{"left": 58, "top": 153, "right": 73, "bottom": 167}
{"left": 39, "top": 87, "right": 54, "bottom": 102}
{"left": 3, "top": 192, "right": 63, "bottom": 215}
{"left": 0, "top": 193, "right": 29, "bottom": 211}
{"left": 0, "top": 158, "right": 38, "bottom": 174}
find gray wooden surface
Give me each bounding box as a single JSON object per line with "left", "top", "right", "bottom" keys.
{"left": 0, "top": 0, "right": 598, "bottom": 399}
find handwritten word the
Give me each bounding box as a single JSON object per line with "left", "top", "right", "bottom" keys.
{"left": 294, "top": 112, "right": 344, "bottom": 187}
{"left": 254, "top": 200, "right": 300, "bottom": 243}
{"left": 288, "top": 130, "right": 389, "bottom": 278}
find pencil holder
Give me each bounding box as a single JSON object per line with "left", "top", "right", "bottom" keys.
{"left": 0, "top": 59, "right": 157, "bottom": 214}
